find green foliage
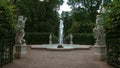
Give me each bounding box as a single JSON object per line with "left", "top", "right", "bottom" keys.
{"left": 0, "top": 0, "right": 16, "bottom": 66}
{"left": 67, "top": 21, "right": 80, "bottom": 33}
{"left": 66, "top": 0, "right": 102, "bottom": 34}
{"left": 103, "top": 0, "right": 120, "bottom": 67}
{"left": 15, "top": 0, "right": 63, "bottom": 35}
{"left": 64, "top": 33, "right": 95, "bottom": 45}
{"left": 25, "top": 33, "right": 58, "bottom": 44}
{"left": 0, "top": 0, "right": 16, "bottom": 39}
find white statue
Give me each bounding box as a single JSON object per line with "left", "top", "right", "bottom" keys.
{"left": 15, "top": 16, "right": 27, "bottom": 45}
{"left": 49, "top": 34, "right": 52, "bottom": 44}
{"left": 93, "top": 15, "right": 105, "bottom": 46}
{"left": 70, "top": 33, "right": 73, "bottom": 44}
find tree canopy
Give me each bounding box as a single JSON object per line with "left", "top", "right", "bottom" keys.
{"left": 0, "top": 0, "right": 16, "bottom": 39}
{"left": 15, "top": 0, "right": 63, "bottom": 35}
{"left": 61, "top": 0, "right": 103, "bottom": 34}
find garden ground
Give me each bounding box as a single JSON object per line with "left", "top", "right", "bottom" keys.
{"left": 3, "top": 49, "right": 113, "bottom": 68}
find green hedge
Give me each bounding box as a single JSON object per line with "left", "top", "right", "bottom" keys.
{"left": 0, "top": 39, "right": 14, "bottom": 66}
{"left": 25, "top": 33, "right": 58, "bottom": 45}
{"left": 64, "top": 33, "right": 95, "bottom": 45}
{"left": 103, "top": 1, "right": 120, "bottom": 67}
{"left": 0, "top": 0, "right": 15, "bottom": 66}
{"left": 106, "top": 34, "right": 120, "bottom": 67}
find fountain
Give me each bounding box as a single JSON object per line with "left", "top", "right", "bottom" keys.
{"left": 58, "top": 19, "right": 64, "bottom": 48}
{"left": 30, "top": 18, "right": 91, "bottom": 50}
{"left": 59, "top": 19, "right": 64, "bottom": 44}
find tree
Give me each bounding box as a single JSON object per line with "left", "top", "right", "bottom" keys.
{"left": 67, "top": 0, "right": 102, "bottom": 33}
{"left": 15, "top": 0, "right": 63, "bottom": 35}
{"left": 0, "top": 0, "right": 16, "bottom": 39}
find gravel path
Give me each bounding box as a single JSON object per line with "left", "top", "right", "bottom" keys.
{"left": 3, "top": 50, "right": 113, "bottom": 68}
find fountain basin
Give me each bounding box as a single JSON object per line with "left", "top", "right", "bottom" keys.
{"left": 30, "top": 44, "right": 92, "bottom": 51}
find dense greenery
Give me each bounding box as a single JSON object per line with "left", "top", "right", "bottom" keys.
{"left": 0, "top": 0, "right": 16, "bottom": 39}
{"left": 64, "top": 0, "right": 102, "bottom": 34}
{"left": 15, "top": 0, "right": 63, "bottom": 36}
{"left": 64, "top": 33, "right": 95, "bottom": 45}
{"left": 0, "top": 0, "right": 15, "bottom": 66}
{"left": 61, "top": 0, "right": 103, "bottom": 45}
{"left": 103, "top": 0, "right": 120, "bottom": 67}
{"left": 25, "top": 33, "right": 58, "bottom": 44}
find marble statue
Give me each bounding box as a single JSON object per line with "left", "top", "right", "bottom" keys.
{"left": 15, "top": 16, "right": 27, "bottom": 45}
{"left": 49, "top": 34, "right": 52, "bottom": 44}
{"left": 93, "top": 15, "right": 105, "bottom": 46}
{"left": 70, "top": 33, "right": 73, "bottom": 44}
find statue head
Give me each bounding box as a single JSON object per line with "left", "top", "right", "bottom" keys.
{"left": 18, "top": 15, "right": 24, "bottom": 21}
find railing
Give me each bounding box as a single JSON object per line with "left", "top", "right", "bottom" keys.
{"left": 0, "top": 39, "right": 14, "bottom": 67}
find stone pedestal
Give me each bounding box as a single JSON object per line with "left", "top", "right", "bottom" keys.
{"left": 49, "top": 41, "right": 52, "bottom": 45}
{"left": 14, "top": 44, "right": 27, "bottom": 59}
{"left": 70, "top": 41, "right": 73, "bottom": 45}
{"left": 49, "top": 34, "right": 52, "bottom": 45}
{"left": 92, "top": 45, "right": 106, "bottom": 61}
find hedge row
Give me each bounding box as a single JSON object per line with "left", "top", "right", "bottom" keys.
{"left": 0, "top": 0, "right": 15, "bottom": 66}
{"left": 64, "top": 33, "right": 95, "bottom": 45}
{"left": 25, "top": 33, "right": 58, "bottom": 45}
{"left": 104, "top": 1, "right": 120, "bottom": 67}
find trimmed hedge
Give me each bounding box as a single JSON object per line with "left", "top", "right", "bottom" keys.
{"left": 25, "top": 33, "right": 58, "bottom": 45}
{"left": 103, "top": 1, "right": 120, "bottom": 67}
{"left": 64, "top": 33, "right": 95, "bottom": 45}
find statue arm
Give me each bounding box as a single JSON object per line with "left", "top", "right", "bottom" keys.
{"left": 23, "top": 17, "right": 27, "bottom": 23}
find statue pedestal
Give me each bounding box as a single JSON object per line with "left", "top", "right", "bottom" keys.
{"left": 70, "top": 41, "right": 73, "bottom": 45}
{"left": 92, "top": 45, "right": 106, "bottom": 61}
{"left": 14, "top": 43, "right": 27, "bottom": 59}
{"left": 49, "top": 41, "right": 52, "bottom": 45}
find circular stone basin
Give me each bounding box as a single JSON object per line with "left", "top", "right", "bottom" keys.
{"left": 30, "top": 44, "right": 91, "bottom": 51}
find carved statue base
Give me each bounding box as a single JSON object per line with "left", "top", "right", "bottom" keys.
{"left": 14, "top": 43, "right": 27, "bottom": 59}
{"left": 92, "top": 45, "right": 106, "bottom": 61}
